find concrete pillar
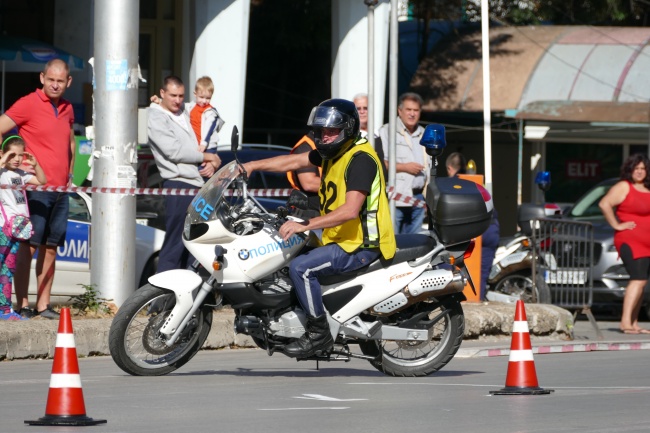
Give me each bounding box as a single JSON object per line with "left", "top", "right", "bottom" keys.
{"left": 188, "top": 0, "right": 251, "bottom": 144}
{"left": 331, "top": 0, "right": 390, "bottom": 131}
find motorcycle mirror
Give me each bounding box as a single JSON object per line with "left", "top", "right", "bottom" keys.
{"left": 230, "top": 125, "right": 246, "bottom": 178}
{"left": 231, "top": 126, "right": 239, "bottom": 153}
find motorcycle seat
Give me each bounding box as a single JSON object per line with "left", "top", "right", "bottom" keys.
{"left": 319, "top": 234, "right": 436, "bottom": 286}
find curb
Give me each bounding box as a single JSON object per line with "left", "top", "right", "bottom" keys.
{"left": 0, "top": 314, "right": 256, "bottom": 361}
{"left": 0, "top": 303, "right": 630, "bottom": 361}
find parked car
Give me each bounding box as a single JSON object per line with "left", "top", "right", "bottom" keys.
{"left": 136, "top": 143, "right": 291, "bottom": 231}
{"left": 562, "top": 178, "right": 650, "bottom": 314}
{"left": 28, "top": 191, "right": 165, "bottom": 304}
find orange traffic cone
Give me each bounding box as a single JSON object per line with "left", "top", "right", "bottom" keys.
{"left": 490, "top": 300, "right": 553, "bottom": 395}
{"left": 25, "top": 308, "right": 107, "bottom": 426}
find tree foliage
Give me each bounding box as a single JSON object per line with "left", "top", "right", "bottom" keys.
{"left": 409, "top": 0, "right": 650, "bottom": 26}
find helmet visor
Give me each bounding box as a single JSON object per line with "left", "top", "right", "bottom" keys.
{"left": 307, "top": 106, "right": 352, "bottom": 130}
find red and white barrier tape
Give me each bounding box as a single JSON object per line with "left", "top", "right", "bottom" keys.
{"left": 0, "top": 184, "right": 294, "bottom": 197}
{"left": 387, "top": 187, "right": 427, "bottom": 208}
{"left": 0, "top": 184, "right": 427, "bottom": 207}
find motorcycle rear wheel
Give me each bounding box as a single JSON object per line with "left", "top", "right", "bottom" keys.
{"left": 492, "top": 272, "right": 551, "bottom": 304}
{"left": 359, "top": 299, "right": 464, "bottom": 377}
{"left": 109, "top": 283, "right": 214, "bottom": 376}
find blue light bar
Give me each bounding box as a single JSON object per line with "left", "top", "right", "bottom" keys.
{"left": 420, "top": 124, "right": 447, "bottom": 150}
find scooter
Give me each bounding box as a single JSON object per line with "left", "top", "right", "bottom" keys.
{"left": 108, "top": 125, "right": 493, "bottom": 377}
{"left": 486, "top": 172, "right": 559, "bottom": 304}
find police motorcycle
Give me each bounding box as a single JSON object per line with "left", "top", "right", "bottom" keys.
{"left": 109, "top": 123, "right": 493, "bottom": 377}
{"left": 486, "top": 172, "right": 559, "bottom": 304}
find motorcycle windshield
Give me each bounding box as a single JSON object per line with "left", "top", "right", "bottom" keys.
{"left": 186, "top": 161, "right": 240, "bottom": 225}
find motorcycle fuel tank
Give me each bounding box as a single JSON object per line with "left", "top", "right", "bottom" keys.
{"left": 231, "top": 226, "right": 306, "bottom": 281}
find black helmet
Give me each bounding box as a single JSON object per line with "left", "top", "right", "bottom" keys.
{"left": 307, "top": 99, "right": 360, "bottom": 160}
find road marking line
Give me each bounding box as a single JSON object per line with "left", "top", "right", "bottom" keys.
{"left": 294, "top": 394, "right": 367, "bottom": 401}
{"left": 259, "top": 407, "right": 350, "bottom": 411}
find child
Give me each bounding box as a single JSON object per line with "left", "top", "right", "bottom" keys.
{"left": 186, "top": 76, "right": 225, "bottom": 153}
{"left": 0, "top": 136, "right": 46, "bottom": 320}
{"left": 185, "top": 76, "right": 224, "bottom": 177}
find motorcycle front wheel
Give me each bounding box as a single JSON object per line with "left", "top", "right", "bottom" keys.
{"left": 359, "top": 298, "right": 464, "bottom": 377}
{"left": 109, "top": 283, "right": 214, "bottom": 376}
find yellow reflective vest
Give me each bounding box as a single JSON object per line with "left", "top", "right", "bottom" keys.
{"left": 319, "top": 139, "right": 396, "bottom": 260}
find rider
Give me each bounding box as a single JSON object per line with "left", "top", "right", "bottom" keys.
{"left": 243, "top": 99, "right": 396, "bottom": 358}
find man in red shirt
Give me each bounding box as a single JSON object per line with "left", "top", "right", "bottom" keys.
{"left": 0, "top": 58, "right": 75, "bottom": 319}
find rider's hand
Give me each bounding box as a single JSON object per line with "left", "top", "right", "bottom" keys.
{"left": 279, "top": 220, "right": 308, "bottom": 241}
{"left": 241, "top": 162, "right": 253, "bottom": 175}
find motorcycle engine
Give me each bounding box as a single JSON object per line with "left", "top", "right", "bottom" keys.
{"left": 257, "top": 269, "right": 294, "bottom": 295}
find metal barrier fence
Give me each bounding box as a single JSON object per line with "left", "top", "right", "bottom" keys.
{"left": 531, "top": 218, "right": 602, "bottom": 338}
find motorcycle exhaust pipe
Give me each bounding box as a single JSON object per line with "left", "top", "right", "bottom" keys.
{"left": 234, "top": 315, "right": 261, "bottom": 334}
{"left": 372, "top": 269, "right": 465, "bottom": 315}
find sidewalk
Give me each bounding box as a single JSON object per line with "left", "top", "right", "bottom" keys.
{"left": 1, "top": 302, "right": 649, "bottom": 361}
{"left": 456, "top": 305, "right": 650, "bottom": 358}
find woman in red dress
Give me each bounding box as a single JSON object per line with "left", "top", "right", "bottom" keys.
{"left": 600, "top": 154, "right": 650, "bottom": 334}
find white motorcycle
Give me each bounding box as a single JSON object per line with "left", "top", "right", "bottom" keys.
{"left": 109, "top": 126, "right": 493, "bottom": 377}
{"left": 486, "top": 202, "right": 561, "bottom": 304}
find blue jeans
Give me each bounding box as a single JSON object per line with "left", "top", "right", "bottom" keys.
{"left": 289, "top": 244, "right": 380, "bottom": 317}
{"left": 26, "top": 191, "right": 69, "bottom": 247}
{"left": 157, "top": 180, "right": 198, "bottom": 273}
{"left": 394, "top": 193, "right": 425, "bottom": 234}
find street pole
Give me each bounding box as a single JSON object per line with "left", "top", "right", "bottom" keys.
{"left": 481, "top": 0, "right": 493, "bottom": 195}
{"left": 517, "top": 119, "right": 523, "bottom": 206}
{"left": 365, "top": 0, "right": 378, "bottom": 146}
{"left": 91, "top": 0, "right": 139, "bottom": 306}
{"left": 388, "top": 0, "right": 398, "bottom": 222}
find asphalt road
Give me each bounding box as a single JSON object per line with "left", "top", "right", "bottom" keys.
{"left": 4, "top": 347, "right": 650, "bottom": 433}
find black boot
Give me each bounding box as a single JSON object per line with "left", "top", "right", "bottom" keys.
{"left": 284, "top": 314, "right": 334, "bottom": 358}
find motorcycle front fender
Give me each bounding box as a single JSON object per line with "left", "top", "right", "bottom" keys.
{"left": 148, "top": 270, "right": 203, "bottom": 336}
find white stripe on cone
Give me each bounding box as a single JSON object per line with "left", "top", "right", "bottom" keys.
{"left": 54, "top": 333, "right": 76, "bottom": 348}
{"left": 508, "top": 349, "right": 535, "bottom": 362}
{"left": 512, "top": 320, "right": 529, "bottom": 333}
{"left": 49, "top": 373, "right": 83, "bottom": 389}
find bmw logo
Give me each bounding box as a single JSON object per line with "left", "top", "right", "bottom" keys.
{"left": 238, "top": 249, "right": 250, "bottom": 260}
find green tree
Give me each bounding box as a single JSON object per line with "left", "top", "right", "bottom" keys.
{"left": 409, "top": 0, "right": 649, "bottom": 26}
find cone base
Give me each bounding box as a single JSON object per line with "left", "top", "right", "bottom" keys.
{"left": 490, "top": 386, "right": 554, "bottom": 395}
{"left": 25, "top": 414, "right": 107, "bottom": 426}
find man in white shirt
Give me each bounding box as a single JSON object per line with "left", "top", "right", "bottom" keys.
{"left": 378, "top": 92, "right": 428, "bottom": 234}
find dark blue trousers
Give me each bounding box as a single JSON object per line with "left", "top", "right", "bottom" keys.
{"left": 289, "top": 243, "right": 380, "bottom": 317}
{"left": 157, "top": 180, "right": 198, "bottom": 273}
{"left": 480, "top": 222, "right": 500, "bottom": 300}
